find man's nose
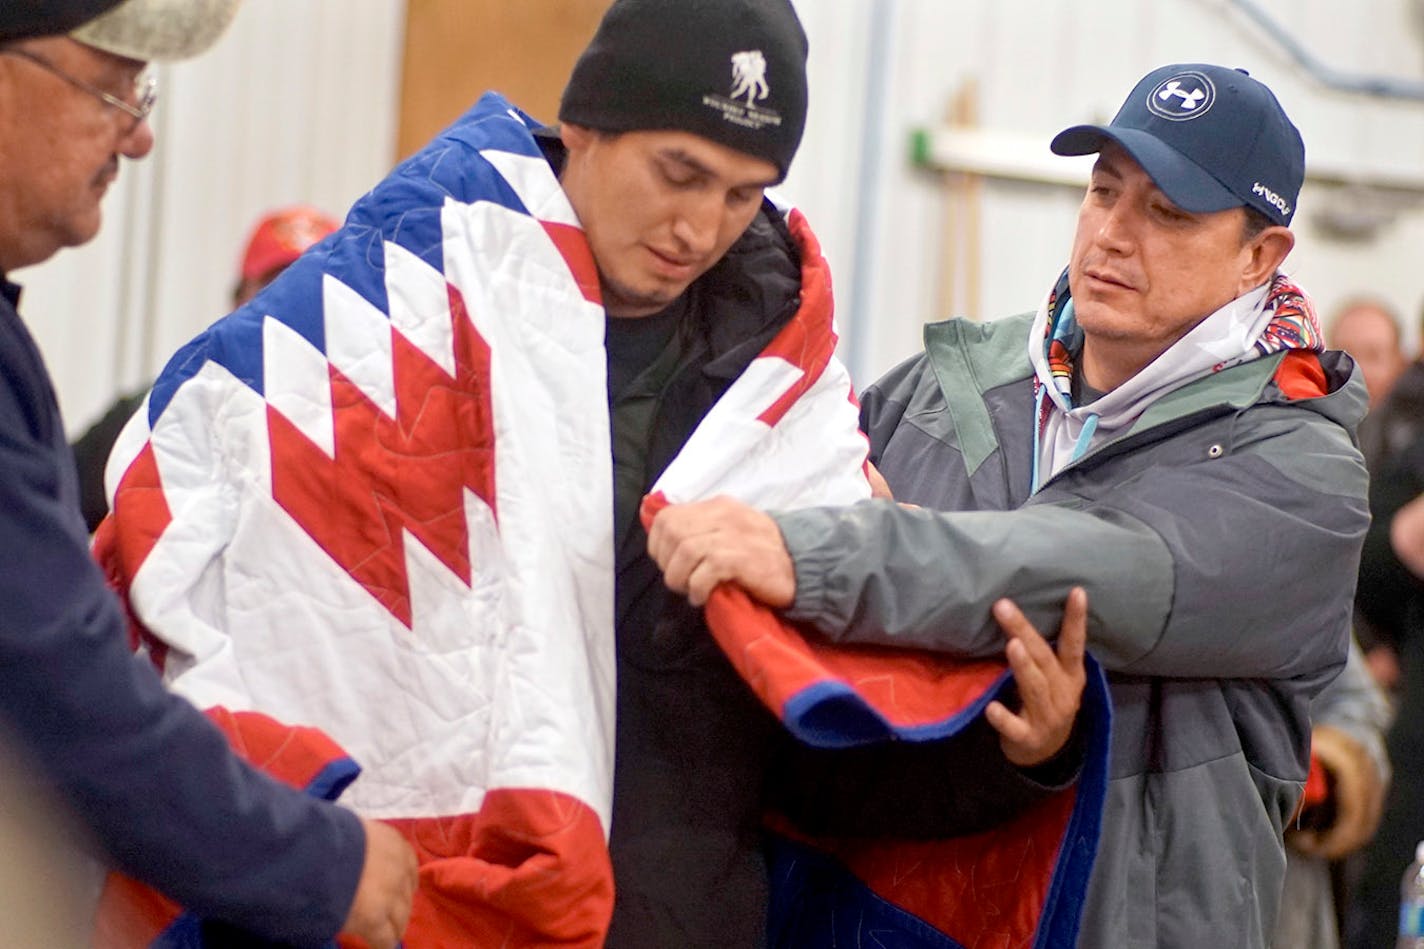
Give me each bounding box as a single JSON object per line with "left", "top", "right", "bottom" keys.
{"left": 1094, "top": 203, "right": 1136, "bottom": 254}
{"left": 671, "top": 193, "right": 723, "bottom": 256}
{"left": 119, "top": 116, "right": 155, "bottom": 160}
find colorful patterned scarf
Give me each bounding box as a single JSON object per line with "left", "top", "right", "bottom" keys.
{"left": 1036, "top": 269, "right": 1322, "bottom": 410}
{"left": 1029, "top": 267, "right": 1323, "bottom": 490}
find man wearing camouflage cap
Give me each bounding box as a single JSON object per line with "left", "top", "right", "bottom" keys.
{"left": 0, "top": 1, "right": 416, "bottom": 944}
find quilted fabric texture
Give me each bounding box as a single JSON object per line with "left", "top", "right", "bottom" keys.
{"left": 95, "top": 94, "right": 1106, "bottom": 947}
{"left": 98, "top": 93, "right": 615, "bottom": 946}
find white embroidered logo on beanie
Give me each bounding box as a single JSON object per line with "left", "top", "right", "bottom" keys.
{"left": 701, "top": 48, "right": 783, "bottom": 131}
{"left": 730, "top": 50, "right": 769, "bottom": 105}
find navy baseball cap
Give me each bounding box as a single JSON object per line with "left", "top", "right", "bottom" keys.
{"left": 1051, "top": 63, "right": 1305, "bottom": 226}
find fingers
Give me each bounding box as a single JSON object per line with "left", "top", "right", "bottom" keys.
{"left": 990, "top": 590, "right": 1090, "bottom": 768}
{"left": 649, "top": 508, "right": 741, "bottom": 605}
{"left": 984, "top": 698, "right": 1030, "bottom": 747}
{"left": 866, "top": 461, "right": 894, "bottom": 500}
{"left": 685, "top": 558, "right": 723, "bottom": 608}
{"left": 1058, "top": 586, "right": 1088, "bottom": 672}
{"left": 342, "top": 818, "right": 419, "bottom": 949}
{"left": 653, "top": 529, "right": 708, "bottom": 598}
{"left": 992, "top": 597, "right": 1060, "bottom": 679}
{"left": 646, "top": 497, "right": 797, "bottom": 608}
{"left": 646, "top": 498, "right": 732, "bottom": 577}
{"left": 665, "top": 537, "right": 731, "bottom": 607}
{"left": 1004, "top": 635, "right": 1052, "bottom": 715}
{"left": 992, "top": 591, "right": 1088, "bottom": 684}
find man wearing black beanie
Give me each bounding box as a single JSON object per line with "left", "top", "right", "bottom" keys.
{"left": 542, "top": 1, "right": 1083, "bottom": 945}
{"left": 554, "top": 0, "right": 807, "bottom": 323}
{"left": 544, "top": 5, "right": 819, "bottom": 942}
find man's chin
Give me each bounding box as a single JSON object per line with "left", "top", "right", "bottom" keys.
{"left": 1068, "top": 299, "right": 1135, "bottom": 334}
{"left": 63, "top": 211, "right": 104, "bottom": 252}
{"left": 601, "top": 278, "right": 685, "bottom": 318}
{"left": 8, "top": 221, "right": 99, "bottom": 271}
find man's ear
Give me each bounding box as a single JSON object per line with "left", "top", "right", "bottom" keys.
{"left": 560, "top": 122, "right": 593, "bottom": 152}
{"left": 1239, "top": 225, "right": 1295, "bottom": 293}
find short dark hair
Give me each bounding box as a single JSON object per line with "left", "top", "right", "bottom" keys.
{"left": 1240, "top": 206, "right": 1276, "bottom": 244}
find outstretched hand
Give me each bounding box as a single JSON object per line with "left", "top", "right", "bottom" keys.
{"left": 646, "top": 496, "right": 796, "bottom": 608}
{"left": 983, "top": 588, "right": 1088, "bottom": 768}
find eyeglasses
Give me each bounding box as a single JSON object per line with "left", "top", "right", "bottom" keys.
{"left": 0, "top": 47, "right": 157, "bottom": 132}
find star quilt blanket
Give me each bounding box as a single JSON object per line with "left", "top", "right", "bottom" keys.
{"left": 94, "top": 92, "right": 1108, "bottom": 949}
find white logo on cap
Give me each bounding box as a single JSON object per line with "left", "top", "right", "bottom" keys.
{"left": 1252, "top": 182, "right": 1291, "bottom": 217}
{"left": 701, "top": 49, "right": 783, "bottom": 132}
{"left": 730, "top": 50, "right": 769, "bottom": 105}
{"left": 1147, "top": 71, "right": 1217, "bottom": 121}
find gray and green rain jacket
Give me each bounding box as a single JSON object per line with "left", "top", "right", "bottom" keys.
{"left": 772, "top": 311, "right": 1370, "bottom": 948}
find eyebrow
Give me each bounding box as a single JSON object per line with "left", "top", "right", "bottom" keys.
{"left": 1091, "top": 154, "right": 1124, "bottom": 180}
{"left": 658, "top": 148, "right": 779, "bottom": 190}
{"left": 658, "top": 148, "right": 713, "bottom": 176}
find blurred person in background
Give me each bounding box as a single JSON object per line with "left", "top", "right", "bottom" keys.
{"left": 1328, "top": 298, "right": 1407, "bottom": 421}
{"left": 1348, "top": 368, "right": 1424, "bottom": 946}
{"left": 1273, "top": 640, "right": 1389, "bottom": 949}
{"left": 1352, "top": 300, "right": 1424, "bottom": 689}
{"left": 231, "top": 203, "right": 339, "bottom": 306}
{"left": 0, "top": 0, "right": 415, "bottom": 944}
{"left": 1359, "top": 301, "right": 1424, "bottom": 467}
{"left": 1325, "top": 300, "right": 1407, "bottom": 687}
{"left": 1281, "top": 297, "right": 1399, "bottom": 948}
{"left": 71, "top": 202, "right": 339, "bottom": 530}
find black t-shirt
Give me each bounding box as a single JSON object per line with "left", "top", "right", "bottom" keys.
{"left": 605, "top": 302, "right": 683, "bottom": 401}
{"left": 605, "top": 297, "right": 688, "bottom": 553}
{"left": 1071, "top": 364, "right": 1107, "bottom": 406}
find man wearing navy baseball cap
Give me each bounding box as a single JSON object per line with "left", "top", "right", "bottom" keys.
{"left": 1053, "top": 63, "right": 1305, "bottom": 227}
{"left": 646, "top": 63, "right": 1369, "bottom": 947}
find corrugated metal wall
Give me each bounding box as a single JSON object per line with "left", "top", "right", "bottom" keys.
{"left": 15, "top": 0, "right": 405, "bottom": 432}
{"left": 19, "top": 0, "right": 1424, "bottom": 431}
{"left": 790, "top": 0, "right": 1424, "bottom": 379}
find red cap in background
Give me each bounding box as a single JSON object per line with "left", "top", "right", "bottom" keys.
{"left": 239, "top": 204, "right": 339, "bottom": 284}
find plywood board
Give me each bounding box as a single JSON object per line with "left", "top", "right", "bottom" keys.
{"left": 398, "top": 0, "right": 612, "bottom": 159}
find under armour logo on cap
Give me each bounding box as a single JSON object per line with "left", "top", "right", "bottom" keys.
{"left": 1147, "top": 72, "right": 1216, "bottom": 120}
{"left": 1049, "top": 62, "right": 1305, "bottom": 225}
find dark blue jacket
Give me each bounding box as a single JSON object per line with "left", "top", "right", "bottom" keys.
{"left": 0, "top": 278, "right": 364, "bottom": 944}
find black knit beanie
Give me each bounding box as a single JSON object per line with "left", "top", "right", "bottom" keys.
{"left": 559, "top": 0, "right": 809, "bottom": 182}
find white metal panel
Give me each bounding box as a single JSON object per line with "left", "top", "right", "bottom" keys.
{"left": 786, "top": 0, "right": 1424, "bottom": 379}
{"left": 15, "top": 0, "right": 405, "bottom": 435}
{"left": 19, "top": 0, "right": 1424, "bottom": 418}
